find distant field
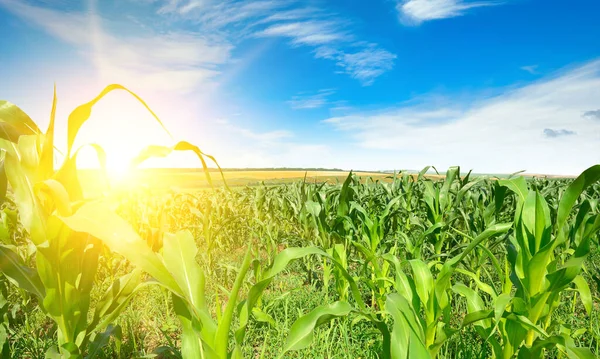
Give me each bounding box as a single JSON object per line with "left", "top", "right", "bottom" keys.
{"left": 78, "top": 168, "right": 573, "bottom": 195}
{"left": 78, "top": 169, "right": 391, "bottom": 193}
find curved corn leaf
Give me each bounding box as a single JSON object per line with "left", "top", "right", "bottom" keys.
{"left": 279, "top": 301, "right": 353, "bottom": 357}
{"left": 66, "top": 84, "right": 171, "bottom": 157}
{"left": 131, "top": 141, "right": 229, "bottom": 190}
{"left": 88, "top": 270, "right": 145, "bottom": 335}
{"left": 215, "top": 249, "right": 252, "bottom": 358}
{"left": 572, "top": 275, "right": 592, "bottom": 315}
{"left": 58, "top": 202, "right": 180, "bottom": 293}
{"left": 162, "top": 231, "right": 207, "bottom": 313}
{"left": 386, "top": 293, "right": 430, "bottom": 359}
{"left": 0, "top": 244, "right": 45, "bottom": 299}
{"left": 85, "top": 324, "right": 122, "bottom": 359}
{"left": 0, "top": 100, "right": 41, "bottom": 140}
{"left": 557, "top": 165, "right": 600, "bottom": 232}
{"left": 235, "top": 247, "right": 327, "bottom": 346}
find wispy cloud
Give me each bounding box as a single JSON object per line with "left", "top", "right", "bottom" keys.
{"left": 287, "top": 89, "right": 336, "bottom": 109}
{"left": 521, "top": 65, "right": 539, "bottom": 75}
{"left": 257, "top": 20, "right": 348, "bottom": 45}
{"left": 315, "top": 45, "right": 397, "bottom": 85}
{"left": 583, "top": 109, "right": 600, "bottom": 120}
{"left": 0, "top": 0, "right": 232, "bottom": 93}
{"left": 151, "top": 0, "right": 396, "bottom": 85}
{"left": 543, "top": 128, "right": 576, "bottom": 138}
{"left": 323, "top": 59, "right": 600, "bottom": 175}
{"left": 1, "top": 0, "right": 396, "bottom": 87}
{"left": 396, "top": 0, "right": 499, "bottom": 25}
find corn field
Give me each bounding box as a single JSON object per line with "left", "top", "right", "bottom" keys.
{"left": 1, "top": 86, "right": 600, "bottom": 358}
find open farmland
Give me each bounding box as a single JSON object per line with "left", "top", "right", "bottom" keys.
{"left": 0, "top": 87, "right": 599, "bottom": 359}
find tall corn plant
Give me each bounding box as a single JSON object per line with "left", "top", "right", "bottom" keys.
{"left": 0, "top": 85, "right": 162, "bottom": 357}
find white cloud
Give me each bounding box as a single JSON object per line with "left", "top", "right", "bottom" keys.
{"left": 151, "top": 0, "right": 396, "bottom": 84}
{"left": 258, "top": 20, "right": 348, "bottom": 45}
{"left": 0, "top": 0, "right": 232, "bottom": 94}
{"left": 521, "top": 65, "right": 539, "bottom": 75}
{"left": 288, "top": 89, "right": 336, "bottom": 109}
{"left": 323, "top": 60, "right": 600, "bottom": 175}
{"left": 3, "top": 0, "right": 396, "bottom": 86}
{"left": 397, "top": 0, "right": 499, "bottom": 25}
{"left": 316, "top": 45, "right": 397, "bottom": 85}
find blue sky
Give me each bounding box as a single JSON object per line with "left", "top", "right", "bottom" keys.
{"left": 0, "top": 0, "right": 599, "bottom": 175}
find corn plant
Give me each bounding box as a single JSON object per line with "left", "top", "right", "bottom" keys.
{"left": 383, "top": 223, "right": 511, "bottom": 358}
{"left": 60, "top": 200, "right": 325, "bottom": 358}
{"left": 0, "top": 85, "right": 164, "bottom": 357}
{"left": 452, "top": 166, "right": 600, "bottom": 358}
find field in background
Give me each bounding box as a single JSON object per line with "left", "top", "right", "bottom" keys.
{"left": 79, "top": 168, "right": 572, "bottom": 194}
{"left": 78, "top": 169, "right": 392, "bottom": 194}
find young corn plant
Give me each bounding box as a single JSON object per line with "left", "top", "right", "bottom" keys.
{"left": 382, "top": 223, "right": 512, "bottom": 359}
{"left": 60, "top": 201, "right": 325, "bottom": 359}
{"left": 455, "top": 166, "right": 600, "bottom": 358}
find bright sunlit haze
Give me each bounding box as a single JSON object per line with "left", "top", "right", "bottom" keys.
{"left": 1, "top": 0, "right": 599, "bottom": 175}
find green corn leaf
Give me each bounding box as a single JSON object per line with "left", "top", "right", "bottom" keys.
{"left": 0, "top": 244, "right": 45, "bottom": 299}
{"left": 557, "top": 165, "right": 600, "bottom": 232}
{"left": 572, "top": 275, "right": 592, "bottom": 315}
{"left": 0, "top": 100, "right": 41, "bottom": 140}
{"left": 279, "top": 301, "right": 353, "bottom": 356}
{"left": 0, "top": 160, "right": 6, "bottom": 203}
{"left": 386, "top": 293, "right": 429, "bottom": 359}
{"left": 382, "top": 254, "right": 415, "bottom": 304}
{"left": 58, "top": 202, "right": 180, "bottom": 294}
{"left": 452, "top": 283, "right": 485, "bottom": 313}
{"left": 3, "top": 145, "right": 47, "bottom": 245}
{"left": 85, "top": 324, "right": 122, "bottom": 359}
{"left": 337, "top": 171, "right": 354, "bottom": 217}
{"left": 462, "top": 309, "right": 494, "bottom": 327}
{"left": 236, "top": 248, "right": 326, "bottom": 351}
{"left": 88, "top": 270, "right": 145, "bottom": 334}
{"left": 498, "top": 177, "right": 529, "bottom": 203}
{"left": 55, "top": 143, "right": 107, "bottom": 202}
{"left": 172, "top": 295, "right": 214, "bottom": 359}
{"left": 38, "top": 179, "right": 72, "bottom": 217}
{"left": 251, "top": 307, "right": 277, "bottom": 328}
{"left": 243, "top": 247, "right": 326, "bottom": 325}
{"left": 66, "top": 84, "right": 171, "bottom": 157}
{"left": 131, "top": 141, "right": 228, "bottom": 190}
{"left": 215, "top": 249, "right": 252, "bottom": 358}
{"left": 408, "top": 259, "right": 433, "bottom": 308}
{"left": 162, "top": 231, "right": 207, "bottom": 313}
{"left": 436, "top": 223, "right": 512, "bottom": 304}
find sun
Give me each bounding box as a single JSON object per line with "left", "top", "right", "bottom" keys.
{"left": 106, "top": 159, "right": 134, "bottom": 184}
{"left": 76, "top": 144, "right": 139, "bottom": 187}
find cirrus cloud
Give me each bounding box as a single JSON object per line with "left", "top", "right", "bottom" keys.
{"left": 396, "top": 0, "right": 500, "bottom": 25}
